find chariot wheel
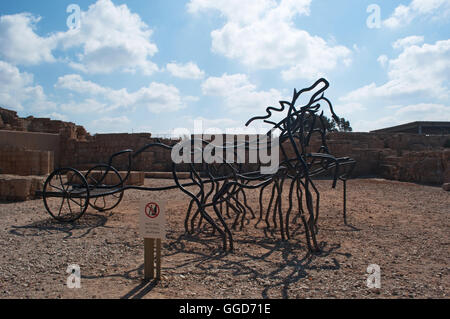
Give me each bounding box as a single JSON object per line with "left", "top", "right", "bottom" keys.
{"left": 43, "top": 168, "right": 90, "bottom": 222}
{"left": 85, "top": 164, "right": 124, "bottom": 212}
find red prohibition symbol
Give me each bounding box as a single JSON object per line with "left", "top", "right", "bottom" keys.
{"left": 145, "top": 202, "right": 160, "bottom": 219}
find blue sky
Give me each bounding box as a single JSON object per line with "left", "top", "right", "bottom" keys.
{"left": 0, "top": 0, "right": 449, "bottom": 134}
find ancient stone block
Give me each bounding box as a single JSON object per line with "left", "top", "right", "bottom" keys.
{"left": 145, "top": 171, "right": 190, "bottom": 179}
{"left": 0, "top": 175, "right": 45, "bottom": 201}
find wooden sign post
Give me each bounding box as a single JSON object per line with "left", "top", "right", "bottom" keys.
{"left": 144, "top": 238, "right": 161, "bottom": 280}
{"left": 140, "top": 201, "right": 166, "bottom": 281}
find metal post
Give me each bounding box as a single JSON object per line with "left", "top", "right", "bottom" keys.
{"left": 343, "top": 179, "right": 347, "bottom": 225}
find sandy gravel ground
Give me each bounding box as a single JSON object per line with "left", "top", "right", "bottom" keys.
{"left": 0, "top": 178, "right": 448, "bottom": 299}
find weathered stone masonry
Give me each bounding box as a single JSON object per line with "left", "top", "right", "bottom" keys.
{"left": 1, "top": 107, "right": 449, "bottom": 200}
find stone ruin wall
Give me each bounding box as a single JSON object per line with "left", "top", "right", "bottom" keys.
{"left": 59, "top": 133, "right": 180, "bottom": 172}
{"left": 55, "top": 130, "right": 450, "bottom": 185}
{"left": 1, "top": 107, "right": 450, "bottom": 196}
{"left": 0, "top": 145, "right": 54, "bottom": 176}
{"left": 0, "top": 107, "right": 183, "bottom": 174}
{"left": 0, "top": 107, "right": 88, "bottom": 140}
{"left": 284, "top": 132, "right": 450, "bottom": 185}
{"left": 0, "top": 129, "right": 60, "bottom": 176}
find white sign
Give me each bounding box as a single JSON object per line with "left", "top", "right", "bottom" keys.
{"left": 139, "top": 200, "right": 166, "bottom": 239}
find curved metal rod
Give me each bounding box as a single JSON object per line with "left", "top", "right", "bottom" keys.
{"left": 43, "top": 78, "right": 356, "bottom": 254}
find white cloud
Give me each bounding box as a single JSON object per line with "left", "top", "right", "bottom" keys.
{"left": 392, "top": 35, "right": 424, "bottom": 49}
{"left": 183, "top": 96, "right": 200, "bottom": 103}
{"left": 44, "top": 112, "right": 69, "bottom": 121}
{"left": 384, "top": 0, "right": 450, "bottom": 28}
{"left": 132, "top": 82, "right": 187, "bottom": 113}
{"left": 188, "top": 0, "right": 351, "bottom": 80}
{"left": 333, "top": 102, "right": 366, "bottom": 117}
{"left": 182, "top": 116, "right": 242, "bottom": 132}
{"left": 394, "top": 103, "right": 450, "bottom": 119}
{"left": 341, "top": 39, "right": 450, "bottom": 132}
{"left": 340, "top": 39, "right": 450, "bottom": 104}
{"left": 55, "top": 74, "right": 186, "bottom": 113}
{"left": 0, "top": 0, "right": 159, "bottom": 75}
{"left": 0, "top": 60, "right": 55, "bottom": 112}
{"left": 56, "top": 0, "right": 158, "bottom": 75}
{"left": 200, "top": 73, "right": 340, "bottom": 131}
{"left": 55, "top": 74, "right": 110, "bottom": 96}
{"left": 179, "top": 115, "right": 274, "bottom": 135}
{"left": 166, "top": 62, "right": 205, "bottom": 79}
{"left": 353, "top": 103, "right": 450, "bottom": 132}
{"left": 188, "top": 0, "right": 281, "bottom": 24}
{"left": 201, "top": 73, "right": 283, "bottom": 114}
{"left": 0, "top": 13, "right": 56, "bottom": 65}
{"left": 89, "top": 116, "right": 131, "bottom": 133}
{"left": 60, "top": 99, "right": 109, "bottom": 114}
{"left": 377, "top": 55, "right": 388, "bottom": 68}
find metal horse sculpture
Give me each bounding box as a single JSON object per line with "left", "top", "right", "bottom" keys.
{"left": 41, "top": 78, "right": 355, "bottom": 254}
{"left": 244, "top": 78, "right": 357, "bottom": 252}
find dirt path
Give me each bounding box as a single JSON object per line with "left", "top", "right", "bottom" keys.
{"left": 0, "top": 178, "right": 448, "bottom": 299}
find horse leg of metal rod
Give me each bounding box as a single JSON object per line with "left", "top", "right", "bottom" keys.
{"left": 293, "top": 179, "right": 304, "bottom": 226}
{"left": 285, "top": 178, "right": 296, "bottom": 240}
{"left": 202, "top": 182, "right": 216, "bottom": 234}
{"left": 185, "top": 199, "right": 196, "bottom": 234}
{"left": 272, "top": 189, "right": 278, "bottom": 230}
{"left": 310, "top": 180, "right": 320, "bottom": 234}
{"left": 241, "top": 187, "right": 255, "bottom": 219}
{"left": 275, "top": 179, "right": 285, "bottom": 241}
{"left": 256, "top": 182, "right": 269, "bottom": 228}
{"left": 305, "top": 180, "right": 320, "bottom": 252}
{"left": 198, "top": 215, "right": 205, "bottom": 232}
{"left": 231, "top": 194, "right": 247, "bottom": 231}
{"left": 265, "top": 184, "right": 276, "bottom": 229}
{"left": 200, "top": 207, "right": 227, "bottom": 250}
{"left": 228, "top": 191, "right": 245, "bottom": 230}
{"left": 300, "top": 215, "right": 313, "bottom": 253}
{"left": 229, "top": 199, "right": 242, "bottom": 230}
{"left": 271, "top": 179, "right": 279, "bottom": 230}
{"left": 212, "top": 203, "right": 234, "bottom": 252}
{"left": 213, "top": 183, "right": 236, "bottom": 251}
{"left": 234, "top": 194, "right": 247, "bottom": 231}
{"left": 190, "top": 206, "right": 201, "bottom": 233}
{"left": 172, "top": 163, "right": 226, "bottom": 251}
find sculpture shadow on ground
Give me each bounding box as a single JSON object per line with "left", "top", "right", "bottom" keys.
{"left": 120, "top": 279, "right": 159, "bottom": 299}
{"left": 118, "top": 227, "right": 350, "bottom": 299}
{"left": 9, "top": 211, "right": 113, "bottom": 240}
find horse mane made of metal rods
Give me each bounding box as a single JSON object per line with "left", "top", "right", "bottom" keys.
{"left": 41, "top": 78, "right": 355, "bottom": 254}
{"left": 153, "top": 78, "right": 355, "bottom": 252}
{"left": 242, "top": 78, "right": 357, "bottom": 252}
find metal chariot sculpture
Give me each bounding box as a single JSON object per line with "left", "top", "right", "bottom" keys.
{"left": 40, "top": 78, "right": 356, "bottom": 253}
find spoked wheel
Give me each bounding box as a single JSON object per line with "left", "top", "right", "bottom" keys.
{"left": 85, "top": 164, "right": 124, "bottom": 212}
{"left": 43, "top": 168, "right": 90, "bottom": 222}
